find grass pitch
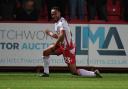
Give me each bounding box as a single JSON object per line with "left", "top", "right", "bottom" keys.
{"left": 0, "top": 72, "right": 128, "bottom": 89}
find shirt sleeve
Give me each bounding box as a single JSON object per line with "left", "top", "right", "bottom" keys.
{"left": 56, "top": 18, "right": 70, "bottom": 32}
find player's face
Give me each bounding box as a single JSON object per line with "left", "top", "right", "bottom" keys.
{"left": 51, "top": 9, "right": 60, "bottom": 22}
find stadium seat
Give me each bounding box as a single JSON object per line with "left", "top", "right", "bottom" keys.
{"left": 38, "top": 3, "right": 48, "bottom": 20}
{"left": 107, "top": 0, "right": 121, "bottom": 21}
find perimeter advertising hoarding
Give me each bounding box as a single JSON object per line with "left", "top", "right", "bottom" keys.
{"left": 0, "top": 23, "right": 88, "bottom": 66}
{"left": 0, "top": 23, "right": 128, "bottom": 67}
{"left": 88, "top": 24, "right": 128, "bottom": 67}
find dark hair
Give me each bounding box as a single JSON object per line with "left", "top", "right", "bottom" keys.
{"left": 51, "top": 6, "right": 61, "bottom": 12}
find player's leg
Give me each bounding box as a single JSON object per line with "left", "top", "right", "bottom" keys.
{"left": 41, "top": 44, "right": 65, "bottom": 77}
{"left": 66, "top": 53, "right": 102, "bottom": 77}
{"left": 63, "top": 50, "right": 78, "bottom": 75}
{"left": 42, "top": 56, "right": 50, "bottom": 77}
{"left": 67, "top": 63, "right": 78, "bottom": 75}
{"left": 41, "top": 44, "right": 56, "bottom": 77}
{"left": 68, "top": 63, "right": 102, "bottom": 78}
{"left": 77, "top": 69, "right": 102, "bottom": 77}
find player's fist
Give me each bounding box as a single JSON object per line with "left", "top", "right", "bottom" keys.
{"left": 44, "top": 29, "right": 50, "bottom": 35}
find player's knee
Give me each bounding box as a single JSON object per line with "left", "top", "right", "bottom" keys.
{"left": 70, "top": 69, "right": 77, "bottom": 75}
{"left": 43, "top": 50, "right": 48, "bottom": 56}
{"left": 71, "top": 72, "right": 78, "bottom": 75}
{"left": 71, "top": 70, "right": 78, "bottom": 75}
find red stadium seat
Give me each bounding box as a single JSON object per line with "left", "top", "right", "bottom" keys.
{"left": 38, "top": 3, "right": 48, "bottom": 21}
{"left": 107, "top": 0, "right": 121, "bottom": 21}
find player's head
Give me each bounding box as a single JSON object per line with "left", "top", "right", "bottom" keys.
{"left": 51, "top": 6, "right": 61, "bottom": 22}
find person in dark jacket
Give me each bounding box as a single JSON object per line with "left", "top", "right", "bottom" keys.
{"left": 0, "top": 0, "right": 16, "bottom": 20}
{"left": 15, "top": 0, "right": 38, "bottom": 21}
{"left": 87, "top": 0, "right": 107, "bottom": 21}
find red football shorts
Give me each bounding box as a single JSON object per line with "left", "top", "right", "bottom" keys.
{"left": 55, "top": 44, "right": 76, "bottom": 64}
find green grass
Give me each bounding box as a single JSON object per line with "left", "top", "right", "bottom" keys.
{"left": 0, "top": 72, "right": 128, "bottom": 89}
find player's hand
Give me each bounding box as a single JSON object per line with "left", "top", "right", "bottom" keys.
{"left": 44, "top": 29, "right": 50, "bottom": 35}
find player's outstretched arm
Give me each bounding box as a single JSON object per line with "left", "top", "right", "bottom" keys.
{"left": 44, "top": 29, "right": 58, "bottom": 39}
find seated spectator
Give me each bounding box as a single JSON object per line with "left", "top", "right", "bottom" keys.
{"left": 0, "top": 0, "right": 16, "bottom": 21}
{"left": 35, "top": 0, "right": 45, "bottom": 13}
{"left": 15, "top": 0, "right": 38, "bottom": 21}
{"left": 87, "top": 0, "right": 107, "bottom": 21}
{"left": 69, "top": 0, "right": 86, "bottom": 20}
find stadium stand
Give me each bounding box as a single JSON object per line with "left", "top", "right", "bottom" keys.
{"left": 0, "top": 0, "right": 127, "bottom": 23}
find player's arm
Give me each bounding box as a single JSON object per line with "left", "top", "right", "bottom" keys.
{"left": 45, "top": 29, "right": 58, "bottom": 39}
{"left": 54, "top": 29, "right": 65, "bottom": 48}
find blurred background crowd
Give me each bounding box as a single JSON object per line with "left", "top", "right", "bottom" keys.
{"left": 0, "top": 0, "right": 128, "bottom": 22}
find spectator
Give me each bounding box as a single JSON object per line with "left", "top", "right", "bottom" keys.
{"left": 35, "top": 0, "right": 46, "bottom": 19}
{"left": 17, "top": 0, "right": 45, "bottom": 16}
{"left": 69, "top": 0, "right": 86, "bottom": 20}
{"left": 0, "top": 0, "right": 16, "bottom": 20}
{"left": 87, "top": 0, "right": 107, "bottom": 21}
{"left": 35, "top": 0, "right": 45, "bottom": 13}
{"left": 15, "top": 0, "right": 38, "bottom": 21}
{"left": 122, "top": 0, "right": 128, "bottom": 21}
